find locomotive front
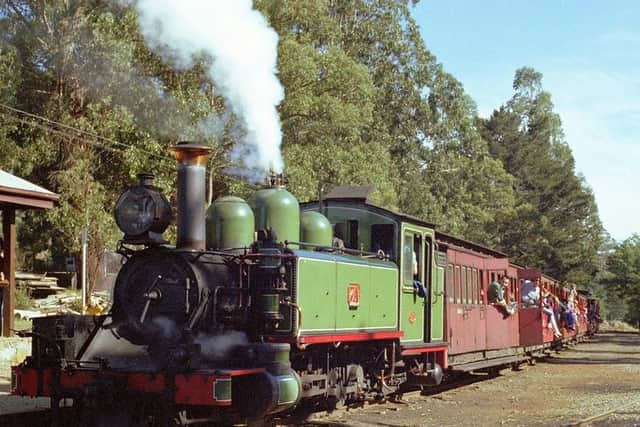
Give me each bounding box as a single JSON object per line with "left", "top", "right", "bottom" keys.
{"left": 11, "top": 142, "right": 302, "bottom": 425}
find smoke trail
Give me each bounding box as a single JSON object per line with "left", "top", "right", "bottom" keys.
{"left": 132, "top": 0, "right": 284, "bottom": 172}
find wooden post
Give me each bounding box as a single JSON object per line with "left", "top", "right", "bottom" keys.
{"left": 2, "top": 208, "right": 15, "bottom": 337}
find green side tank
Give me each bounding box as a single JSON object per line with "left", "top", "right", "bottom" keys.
{"left": 206, "top": 196, "right": 255, "bottom": 249}
{"left": 250, "top": 187, "right": 300, "bottom": 244}
{"left": 300, "top": 211, "right": 332, "bottom": 248}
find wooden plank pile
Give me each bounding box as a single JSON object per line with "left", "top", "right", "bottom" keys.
{"left": 14, "top": 292, "right": 111, "bottom": 320}
{"left": 16, "top": 272, "right": 65, "bottom": 298}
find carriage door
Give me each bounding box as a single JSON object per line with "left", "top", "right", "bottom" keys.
{"left": 423, "top": 237, "right": 432, "bottom": 342}
{"left": 400, "top": 227, "right": 425, "bottom": 344}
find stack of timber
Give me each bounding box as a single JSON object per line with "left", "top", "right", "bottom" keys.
{"left": 14, "top": 292, "right": 110, "bottom": 320}
{"left": 16, "top": 272, "right": 65, "bottom": 298}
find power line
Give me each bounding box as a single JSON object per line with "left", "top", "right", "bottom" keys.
{"left": 0, "top": 102, "right": 170, "bottom": 163}
{"left": 0, "top": 112, "right": 123, "bottom": 155}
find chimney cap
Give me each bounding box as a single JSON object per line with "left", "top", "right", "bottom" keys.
{"left": 170, "top": 142, "right": 213, "bottom": 166}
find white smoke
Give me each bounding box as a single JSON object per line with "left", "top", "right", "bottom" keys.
{"left": 132, "top": 0, "right": 284, "bottom": 172}
{"left": 196, "top": 331, "right": 248, "bottom": 361}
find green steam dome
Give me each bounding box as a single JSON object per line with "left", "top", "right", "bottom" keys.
{"left": 250, "top": 185, "right": 300, "bottom": 244}
{"left": 300, "top": 211, "right": 332, "bottom": 248}
{"left": 206, "top": 196, "right": 255, "bottom": 249}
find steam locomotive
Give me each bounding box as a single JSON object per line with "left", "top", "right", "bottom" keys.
{"left": 10, "top": 142, "right": 598, "bottom": 426}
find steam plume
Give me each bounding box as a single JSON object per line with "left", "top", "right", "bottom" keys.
{"left": 133, "top": 0, "right": 284, "bottom": 172}
{"left": 196, "top": 331, "right": 248, "bottom": 361}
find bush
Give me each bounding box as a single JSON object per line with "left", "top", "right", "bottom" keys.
{"left": 15, "top": 285, "right": 32, "bottom": 310}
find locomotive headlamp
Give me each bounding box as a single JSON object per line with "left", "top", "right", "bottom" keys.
{"left": 114, "top": 173, "right": 172, "bottom": 243}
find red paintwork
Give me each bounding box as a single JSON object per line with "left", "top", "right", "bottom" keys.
{"left": 11, "top": 366, "right": 263, "bottom": 407}
{"left": 445, "top": 249, "right": 489, "bottom": 355}
{"left": 298, "top": 331, "right": 403, "bottom": 344}
{"left": 484, "top": 261, "right": 520, "bottom": 350}
{"left": 519, "top": 307, "right": 555, "bottom": 345}
{"left": 517, "top": 270, "right": 556, "bottom": 346}
{"left": 401, "top": 346, "right": 448, "bottom": 369}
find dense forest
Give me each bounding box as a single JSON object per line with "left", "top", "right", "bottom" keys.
{"left": 0, "top": 0, "right": 636, "bottom": 323}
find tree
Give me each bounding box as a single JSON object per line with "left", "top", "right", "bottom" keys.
{"left": 480, "top": 67, "right": 603, "bottom": 281}
{"left": 601, "top": 235, "right": 640, "bottom": 324}
{"left": 258, "top": 0, "right": 516, "bottom": 244}
{"left": 0, "top": 1, "right": 233, "bottom": 292}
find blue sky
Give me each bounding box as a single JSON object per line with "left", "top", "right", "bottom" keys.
{"left": 413, "top": 0, "right": 640, "bottom": 242}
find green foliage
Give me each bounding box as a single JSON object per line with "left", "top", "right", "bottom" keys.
{"left": 0, "top": 1, "right": 228, "bottom": 289}
{"left": 15, "top": 286, "right": 32, "bottom": 310}
{"left": 479, "top": 67, "right": 603, "bottom": 281}
{"left": 0, "top": 1, "right": 607, "bottom": 303}
{"left": 601, "top": 235, "right": 640, "bottom": 323}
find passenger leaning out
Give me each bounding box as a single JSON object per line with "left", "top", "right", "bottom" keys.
{"left": 541, "top": 289, "right": 562, "bottom": 338}
{"left": 488, "top": 276, "right": 517, "bottom": 317}
{"left": 520, "top": 279, "right": 540, "bottom": 306}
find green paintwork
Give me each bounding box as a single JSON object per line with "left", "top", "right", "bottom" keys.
{"left": 399, "top": 224, "right": 425, "bottom": 343}
{"left": 294, "top": 250, "right": 397, "bottom": 334}
{"left": 296, "top": 256, "right": 336, "bottom": 331}
{"left": 206, "top": 196, "right": 254, "bottom": 249}
{"left": 250, "top": 187, "right": 300, "bottom": 244}
{"left": 258, "top": 294, "right": 281, "bottom": 316}
{"left": 296, "top": 201, "right": 445, "bottom": 345}
{"left": 398, "top": 223, "right": 444, "bottom": 344}
{"left": 304, "top": 206, "right": 396, "bottom": 254}
{"left": 430, "top": 260, "right": 445, "bottom": 341}
{"left": 300, "top": 211, "right": 332, "bottom": 248}
{"left": 276, "top": 375, "right": 300, "bottom": 405}
{"left": 369, "top": 266, "right": 397, "bottom": 328}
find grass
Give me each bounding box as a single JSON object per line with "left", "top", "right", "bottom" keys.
{"left": 601, "top": 320, "right": 639, "bottom": 333}
{"left": 15, "top": 285, "right": 32, "bottom": 310}
{"left": 14, "top": 317, "right": 32, "bottom": 331}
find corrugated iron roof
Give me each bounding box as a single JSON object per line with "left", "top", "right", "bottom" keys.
{"left": 0, "top": 169, "right": 59, "bottom": 209}
{"left": 0, "top": 170, "right": 56, "bottom": 196}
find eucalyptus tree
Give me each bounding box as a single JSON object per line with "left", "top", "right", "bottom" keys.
{"left": 480, "top": 67, "right": 603, "bottom": 281}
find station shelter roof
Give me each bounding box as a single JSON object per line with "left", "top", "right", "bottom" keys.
{"left": 0, "top": 169, "right": 59, "bottom": 209}
{"left": 0, "top": 169, "right": 58, "bottom": 336}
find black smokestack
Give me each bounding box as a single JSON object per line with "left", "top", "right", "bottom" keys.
{"left": 170, "top": 142, "right": 212, "bottom": 250}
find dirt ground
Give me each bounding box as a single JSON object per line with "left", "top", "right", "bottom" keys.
{"left": 299, "top": 332, "right": 640, "bottom": 427}
{"left": 1, "top": 332, "right": 639, "bottom": 425}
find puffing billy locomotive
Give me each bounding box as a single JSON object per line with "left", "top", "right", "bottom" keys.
{"left": 11, "top": 142, "right": 446, "bottom": 425}
{"left": 11, "top": 142, "right": 599, "bottom": 425}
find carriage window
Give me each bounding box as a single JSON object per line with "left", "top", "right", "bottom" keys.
{"left": 471, "top": 268, "right": 478, "bottom": 304}
{"left": 413, "top": 234, "right": 423, "bottom": 282}
{"left": 455, "top": 265, "right": 461, "bottom": 304}
{"left": 371, "top": 224, "right": 395, "bottom": 260}
{"left": 460, "top": 267, "right": 466, "bottom": 304}
{"left": 466, "top": 268, "right": 473, "bottom": 305}
{"left": 479, "top": 270, "right": 485, "bottom": 304}
{"left": 424, "top": 238, "right": 431, "bottom": 290}
{"left": 447, "top": 264, "right": 454, "bottom": 303}
{"left": 403, "top": 232, "right": 422, "bottom": 287}
{"left": 402, "top": 233, "right": 413, "bottom": 285}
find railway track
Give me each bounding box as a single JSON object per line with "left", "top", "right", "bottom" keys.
{"left": 274, "top": 370, "right": 503, "bottom": 425}
{"left": 0, "top": 370, "right": 515, "bottom": 427}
